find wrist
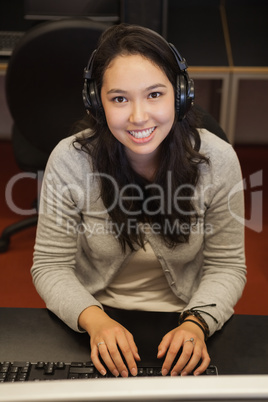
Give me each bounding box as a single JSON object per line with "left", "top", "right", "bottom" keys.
{"left": 181, "top": 318, "right": 206, "bottom": 340}
{"left": 179, "top": 309, "right": 209, "bottom": 340}
{"left": 78, "top": 305, "right": 105, "bottom": 334}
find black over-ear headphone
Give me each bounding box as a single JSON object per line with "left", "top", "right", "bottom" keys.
{"left": 82, "top": 43, "right": 194, "bottom": 121}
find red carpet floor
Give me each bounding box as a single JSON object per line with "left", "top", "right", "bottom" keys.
{"left": 0, "top": 140, "right": 268, "bottom": 314}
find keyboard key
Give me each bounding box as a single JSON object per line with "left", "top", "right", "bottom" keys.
{"left": 71, "top": 362, "right": 84, "bottom": 367}
{"left": 56, "top": 362, "right": 65, "bottom": 369}
{"left": 10, "top": 366, "right": 19, "bottom": 373}
{"left": 44, "top": 362, "right": 54, "bottom": 375}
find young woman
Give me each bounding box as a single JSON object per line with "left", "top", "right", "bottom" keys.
{"left": 31, "top": 23, "right": 246, "bottom": 378}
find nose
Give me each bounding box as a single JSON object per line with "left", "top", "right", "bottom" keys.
{"left": 129, "top": 100, "right": 148, "bottom": 124}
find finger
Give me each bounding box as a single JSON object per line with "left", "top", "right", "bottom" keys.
{"left": 157, "top": 331, "right": 174, "bottom": 359}
{"left": 125, "top": 331, "right": 141, "bottom": 361}
{"left": 193, "top": 350, "right": 211, "bottom": 376}
{"left": 99, "top": 342, "right": 127, "bottom": 377}
{"left": 115, "top": 335, "right": 139, "bottom": 376}
{"left": 102, "top": 341, "right": 130, "bottom": 377}
{"left": 172, "top": 343, "right": 201, "bottom": 376}
{"left": 173, "top": 342, "right": 210, "bottom": 376}
{"left": 91, "top": 344, "right": 113, "bottom": 376}
{"left": 161, "top": 336, "right": 183, "bottom": 376}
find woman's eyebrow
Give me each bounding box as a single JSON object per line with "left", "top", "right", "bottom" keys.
{"left": 106, "top": 83, "right": 167, "bottom": 95}
{"left": 107, "top": 88, "right": 127, "bottom": 95}
{"left": 146, "top": 83, "right": 167, "bottom": 91}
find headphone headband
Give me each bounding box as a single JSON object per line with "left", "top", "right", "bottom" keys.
{"left": 83, "top": 50, "right": 97, "bottom": 80}
{"left": 168, "top": 43, "right": 188, "bottom": 71}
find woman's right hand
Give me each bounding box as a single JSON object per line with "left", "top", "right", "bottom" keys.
{"left": 78, "top": 306, "right": 140, "bottom": 377}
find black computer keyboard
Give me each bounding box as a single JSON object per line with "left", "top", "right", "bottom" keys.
{"left": 0, "top": 361, "right": 218, "bottom": 382}
{"left": 0, "top": 31, "right": 24, "bottom": 56}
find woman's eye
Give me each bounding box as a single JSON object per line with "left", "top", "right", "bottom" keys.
{"left": 114, "top": 96, "right": 127, "bottom": 103}
{"left": 148, "top": 92, "right": 161, "bottom": 99}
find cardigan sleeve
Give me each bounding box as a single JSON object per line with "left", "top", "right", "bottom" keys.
{"left": 182, "top": 136, "right": 247, "bottom": 335}
{"left": 31, "top": 137, "right": 103, "bottom": 332}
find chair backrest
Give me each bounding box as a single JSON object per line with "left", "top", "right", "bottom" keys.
{"left": 5, "top": 18, "right": 108, "bottom": 155}
{"left": 193, "top": 104, "right": 229, "bottom": 143}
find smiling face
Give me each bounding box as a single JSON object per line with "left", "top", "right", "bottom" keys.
{"left": 101, "top": 54, "right": 175, "bottom": 167}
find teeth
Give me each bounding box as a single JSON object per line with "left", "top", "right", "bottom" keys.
{"left": 128, "top": 127, "right": 156, "bottom": 139}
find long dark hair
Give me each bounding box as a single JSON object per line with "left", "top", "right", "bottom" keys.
{"left": 74, "top": 23, "right": 209, "bottom": 252}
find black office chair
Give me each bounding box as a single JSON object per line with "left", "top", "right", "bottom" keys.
{"left": 0, "top": 18, "right": 108, "bottom": 252}
{"left": 194, "top": 104, "right": 229, "bottom": 143}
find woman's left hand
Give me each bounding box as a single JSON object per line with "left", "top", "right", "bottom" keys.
{"left": 157, "top": 320, "right": 211, "bottom": 376}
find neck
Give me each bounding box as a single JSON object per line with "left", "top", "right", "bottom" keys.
{"left": 126, "top": 149, "right": 160, "bottom": 181}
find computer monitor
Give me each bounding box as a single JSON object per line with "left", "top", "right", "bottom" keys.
{"left": 1, "top": 375, "right": 268, "bottom": 402}
{"left": 24, "top": 0, "right": 120, "bottom": 22}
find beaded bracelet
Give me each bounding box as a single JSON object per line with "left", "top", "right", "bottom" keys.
{"left": 178, "top": 308, "right": 212, "bottom": 341}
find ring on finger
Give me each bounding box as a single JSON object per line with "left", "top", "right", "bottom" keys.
{"left": 97, "top": 341, "right": 105, "bottom": 349}
{"left": 183, "top": 337, "right": 195, "bottom": 346}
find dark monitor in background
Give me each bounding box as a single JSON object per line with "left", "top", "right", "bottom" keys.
{"left": 1, "top": 0, "right": 168, "bottom": 35}
{"left": 24, "top": 0, "right": 168, "bottom": 35}
{"left": 24, "top": 0, "right": 120, "bottom": 23}
{"left": 120, "top": 0, "right": 168, "bottom": 37}
{"left": 0, "top": 0, "right": 119, "bottom": 34}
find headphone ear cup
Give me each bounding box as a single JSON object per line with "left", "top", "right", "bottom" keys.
{"left": 187, "top": 78, "right": 195, "bottom": 113}
{"left": 82, "top": 80, "right": 91, "bottom": 110}
{"left": 175, "top": 74, "right": 186, "bottom": 120}
{"left": 88, "top": 80, "right": 102, "bottom": 115}
{"left": 175, "top": 74, "right": 195, "bottom": 120}
{"left": 82, "top": 49, "right": 103, "bottom": 116}
{"left": 82, "top": 79, "right": 102, "bottom": 116}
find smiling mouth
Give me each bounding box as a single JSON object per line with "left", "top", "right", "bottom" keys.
{"left": 128, "top": 127, "right": 156, "bottom": 139}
